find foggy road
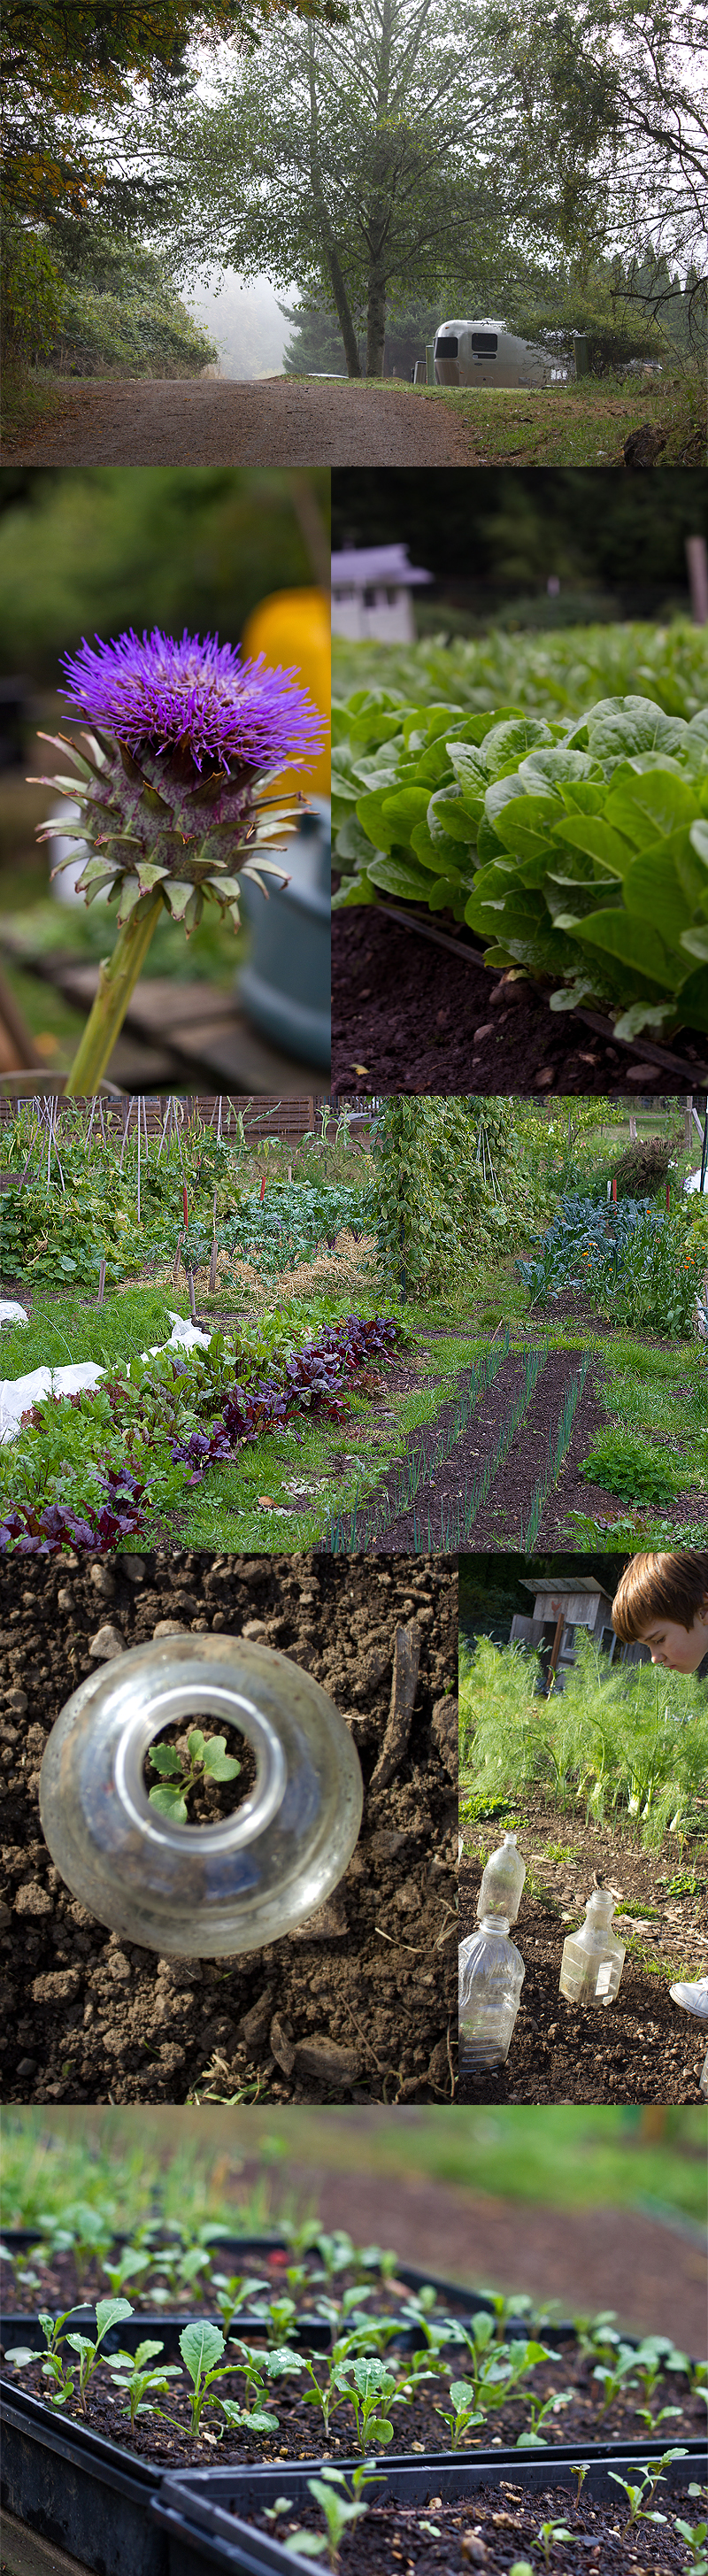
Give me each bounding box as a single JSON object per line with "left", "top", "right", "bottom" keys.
{"left": 4, "top": 373, "right": 479, "bottom": 467}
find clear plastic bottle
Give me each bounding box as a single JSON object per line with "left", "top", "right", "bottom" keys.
{"left": 39, "top": 1633, "right": 363, "bottom": 1957}
{"left": 459, "top": 1916, "right": 525, "bottom": 2074}
{"left": 558, "top": 1889, "right": 626, "bottom": 2007}
{"left": 478, "top": 1831, "right": 526, "bottom": 1924}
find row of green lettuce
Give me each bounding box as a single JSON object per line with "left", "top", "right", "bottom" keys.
{"left": 333, "top": 688, "right": 708, "bottom": 1039}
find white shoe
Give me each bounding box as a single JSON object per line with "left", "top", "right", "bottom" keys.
{"left": 670, "top": 1975, "right": 708, "bottom": 2018}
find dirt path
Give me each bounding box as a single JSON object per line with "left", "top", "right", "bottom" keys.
{"left": 3, "top": 374, "right": 476, "bottom": 467}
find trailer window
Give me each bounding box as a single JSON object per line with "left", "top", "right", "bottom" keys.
{"left": 435, "top": 335, "right": 458, "bottom": 356}
{"left": 471, "top": 333, "right": 497, "bottom": 354}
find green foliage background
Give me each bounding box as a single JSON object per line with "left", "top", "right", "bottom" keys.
{"left": 0, "top": 467, "right": 330, "bottom": 679}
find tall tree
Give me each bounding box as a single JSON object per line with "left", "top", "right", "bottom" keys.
{"left": 155, "top": 0, "right": 581, "bottom": 376}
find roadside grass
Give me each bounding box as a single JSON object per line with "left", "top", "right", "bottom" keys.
{"left": 412, "top": 369, "right": 706, "bottom": 467}
{"left": 0, "top": 366, "right": 73, "bottom": 451}
{"left": 2, "top": 2104, "right": 705, "bottom": 2230}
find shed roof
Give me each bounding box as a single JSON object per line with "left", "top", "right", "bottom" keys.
{"left": 330, "top": 543, "right": 432, "bottom": 589}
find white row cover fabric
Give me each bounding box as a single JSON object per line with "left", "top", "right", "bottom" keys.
{"left": 0, "top": 1311, "right": 215, "bottom": 1445}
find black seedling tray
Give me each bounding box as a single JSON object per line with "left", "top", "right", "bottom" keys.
{"left": 2, "top": 2372, "right": 704, "bottom": 2576}
{"left": 151, "top": 2449, "right": 708, "bottom": 2576}
{"left": 1, "top": 2227, "right": 566, "bottom": 2351}
{"left": 0, "top": 2379, "right": 168, "bottom": 2576}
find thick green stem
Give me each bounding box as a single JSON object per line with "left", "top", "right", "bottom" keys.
{"left": 64, "top": 891, "right": 164, "bottom": 1095}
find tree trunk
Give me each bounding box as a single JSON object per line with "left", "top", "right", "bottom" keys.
{"left": 306, "top": 31, "right": 362, "bottom": 376}
{"left": 366, "top": 267, "right": 388, "bottom": 374}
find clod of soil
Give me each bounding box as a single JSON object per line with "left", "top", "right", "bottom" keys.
{"left": 332, "top": 903, "right": 707, "bottom": 1094}
{"left": 0, "top": 1551, "right": 458, "bottom": 2106}
{"left": 459, "top": 1793, "right": 708, "bottom": 2105}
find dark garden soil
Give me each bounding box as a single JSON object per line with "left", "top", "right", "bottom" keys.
{"left": 0, "top": 2243, "right": 473, "bottom": 2323}
{"left": 331, "top": 902, "right": 708, "bottom": 1097}
{"left": 1, "top": 2347, "right": 704, "bottom": 2464}
{"left": 339, "top": 1336, "right": 708, "bottom": 1555}
{"left": 459, "top": 1793, "right": 708, "bottom": 2107}
{"left": 248, "top": 2482, "right": 707, "bottom": 2576}
{"left": 0, "top": 1552, "right": 458, "bottom": 2108}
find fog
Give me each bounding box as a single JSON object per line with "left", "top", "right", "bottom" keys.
{"left": 182, "top": 271, "right": 296, "bottom": 377}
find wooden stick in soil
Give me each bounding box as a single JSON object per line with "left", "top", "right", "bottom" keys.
{"left": 371, "top": 1620, "right": 421, "bottom": 1791}
{"left": 173, "top": 1230, "right": 183, "bottom": 1285}
{"left": 209, "top": 1189, "right": 218, "bottom": 1293}
{"left": 96, "top": 1256, "right": 106, "bottom": 1307}
{"left": 187, "top": 1265, "right": 196, "bottom": 1323}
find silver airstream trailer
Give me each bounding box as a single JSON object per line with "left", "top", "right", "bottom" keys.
{"left": 425, "top": 319, "right": 566, "bottom": 388}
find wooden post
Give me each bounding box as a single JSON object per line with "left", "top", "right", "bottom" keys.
{"left": 209, "top": 1187, "right": 218, "bottom": 1293}
{"left": 173, "top": 1230, "right": 183, "bottom": 1285}
{"left": 97, "top": 1256, "right": 106, "bottom": 1307}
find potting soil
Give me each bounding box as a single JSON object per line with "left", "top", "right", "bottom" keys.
{"left": 247, "top": 2480, "right": 707, "bottom": 2575}
{"left": 0, "top": 1550, "right": 458, "bottom": 2106}
{"left": 1, "top": 2347, "right": 703, "bottom": 2463}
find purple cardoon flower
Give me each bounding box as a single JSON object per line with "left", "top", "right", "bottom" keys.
{"left": 58, "top": 627, "right": 324, "bottom": 774}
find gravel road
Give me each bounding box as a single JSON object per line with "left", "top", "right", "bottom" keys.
{"left": 5, "top": 374, "right": 477, "bottom": 466}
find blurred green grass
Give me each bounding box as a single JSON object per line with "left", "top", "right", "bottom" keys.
{"left": 2, "top": 2107, "right": 705, "bottom": 2233}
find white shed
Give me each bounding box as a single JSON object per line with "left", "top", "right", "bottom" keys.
{"left": 330, "top": 543, "right": 432, "bottom": 643}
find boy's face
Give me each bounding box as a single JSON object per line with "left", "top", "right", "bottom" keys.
{"left": 635, "top": 1600, "right": 708, "bottom": 1672}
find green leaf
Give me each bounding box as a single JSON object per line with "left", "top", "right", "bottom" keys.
{"left": 95, "top": 2299, "right": 134, "bottom": 2341}
{"left": 148, "top": 1784, "right": 189, "bottom": 1822}
{"left": 203, "top": 1736, "right": 241, "bottom": 1780}
{"left": 492, "top": 793, "right": 566, "bottom": 862}
{"left": 572, "top": 908, "right": 685, "bottom": 990}
{"left": 586, "top": 698, "right": 688, "bottom": 771}
{"left": 180, "top": 2322, "right": 225, "bottom": 2381}
{"left": 426, "top": 785, "right": 479, "bottom": 843}
{"left": 480, "top": 716, "right": 554, "bottom": 778}
{"left": 623, "top": 834, "right": 706, "bottom": 943}
{"left": 366, "top": 853, "right": 440, "bottom": 902}
{"left": 604, "top": 767, "right": 698, "bottom": 845}
{"left": 187, "top": 1728, "right": 206, "bottom": 1760}
{"left": 550, "top": 815, "right": 635, "bottom": 875}
{"left": 150, "top": 1744, "right": 183, "bottom": 1776}
{"left": 410, "top": 819, "right": 466, "bottom": 873}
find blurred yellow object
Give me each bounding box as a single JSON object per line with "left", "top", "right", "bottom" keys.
{"left": 242, "top": 586, "right": 330, "bottom": 809}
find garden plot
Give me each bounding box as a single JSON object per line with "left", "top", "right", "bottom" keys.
{"left": 459, "top": 1634, "right": 708, "bottom": 2103}
{"left": 459, "top": 1802, "right": 708, "bottom": 2107}
{"left": 0, "top": 1550, "right": 458, "bottom": 2109}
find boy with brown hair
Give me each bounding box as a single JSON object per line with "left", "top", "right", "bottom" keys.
{"left": 612, "top": 1551, "right": 708, "bottom": 2020}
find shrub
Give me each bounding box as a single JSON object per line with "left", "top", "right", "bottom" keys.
{"left": 0, "top": 222, "right": 66, "bottom": 368}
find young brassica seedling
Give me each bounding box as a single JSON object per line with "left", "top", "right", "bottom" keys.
{"left": 536, "top": 2520, "right": 573, "bottom": 2570}
{"left": 608, "top": 2449, "right": 688, "bottom": 2525}
{"left": 210, "top": 2272, "right": 270, "bottom": 2333}
{"left": 434, "top": 2379, "right": 486, "bottom": 2449}
{"left": 282, "top": 2464, "right": 381, "bottom": 2572}
{"left": 591, "top": 2341, "right": 640, "bottom": 2416}
{"left": 62, "top": 2300, "right": 135, "bottom": 2412}
{"left": 330, "top": 2356, "right": 404, "bottom": 2455}
{"left": 220, "top": 2341, "right": 303, "bottom": 2434}
{"left": 101, "top": 2248, "right": 151, "bottom": 2298}
{"left": 107, "top": 2339, "right": 181, "bottom": 2428}
{"left": 148, "top": 1729, "right": 241, "bottom": 1824}
{"left": 673, "top": 2513, "right": 708, "bottom": 2571}
{"left": 516, "top": 2384, "right": 575, "bottom": 2447}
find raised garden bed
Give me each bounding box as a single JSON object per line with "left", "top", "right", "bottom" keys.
{"left": 0, "top": 1551, "right": 458, "bottom": 2108}
{"left": 332, "top": 898, "right": 708, "bottom": 1098}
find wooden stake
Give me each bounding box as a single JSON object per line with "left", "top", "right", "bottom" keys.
{"left": 97, "top": 1257, "right": 106, "bottom": 1307}
{"left": 188, "top": 1266, "right": 196, "bottom": 1323}
{"left": 173, "top": 1230, "right": 183, "bottom": 1284}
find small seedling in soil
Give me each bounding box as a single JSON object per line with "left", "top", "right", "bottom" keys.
{"left": 674, "top": 2505, "right": 708, "bottom": 2571}
{"left": 435, "top": 2379, "right": 486, "bottom": 2448}
{"left": 516, "top": 2382, "right": 575, "bottom": 2446}
{"left": 156, "top": 2321, "right": 239, "bottom": 2435}
{"left": 210, "top": 2271, "right": 270, "bottom": 2332}
{"left": 608, "top": 2449, "right": 688, "bottom": 2524}
{"left": 148, "top": 1730, "right": 241, "bottom": 1823}
{"left": 330, "top": 2355, "right": 407, "bottom": 2452}
{"left": 592, "top": 2341, "right": 640, "bottom": 2414}
{"left": 537, "top": 2520, "right": 573, "bottom": 2570}
{"left": 281, "top": 2464, "right": 381, "bottom": 2571}
{"left": 65, "top": 2299, "right": 135, "bottom": 2411}
{"left": 107, "top": 2340, "right": 181, "bottom": 2427}
{"left": 101, "top": 2247, "right": 151, "bottom": 2297}
{"left": 571, "top": 2464, "right": 588, "bottom": 2506}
